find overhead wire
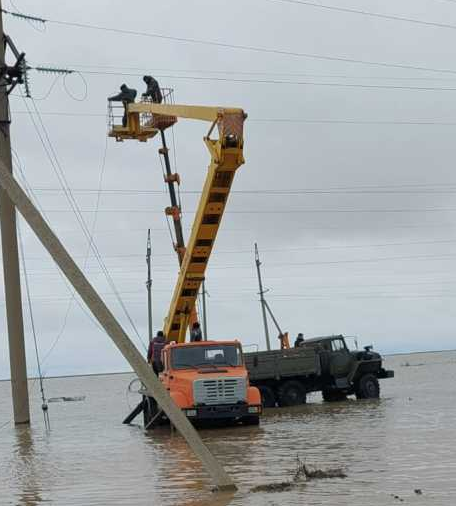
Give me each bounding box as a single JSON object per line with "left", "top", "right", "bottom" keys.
{"left": 10, "top": 147, "right": 105, "bottom": 368}
{"left": 22, "top": 184, "right": 456, "bottom": 195}
{"left": 62, "top": 71, "right": 88, "bottom": 101}
{"left": 6, "top": 9, "right": 456, "bottom": 76}
{"left": 20, "top": 90, "right": 147, "bottom": 351}
{"left": 28, "top": 206, "right": 456, "bottom": 214}
{"left": 41, "top": 131, "right": 110, "bottom": 367}
{"left": 12, "top": 109, "right": 456, "bottom": 127}
{"left": 32, "top": 74, "right": 61, "bottom": 101}
{"left": 47, "top": 69, "right": 456, "bottom": 92}
{"left": 17, "top": 222, "right": 50, "bottom": 430}
{"left": 261, "top": 0, "right": 456, "bottom": 31}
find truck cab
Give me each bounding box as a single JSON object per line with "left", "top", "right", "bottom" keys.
{"left": 144, "top": 340, "right": 262, "bottom": 427}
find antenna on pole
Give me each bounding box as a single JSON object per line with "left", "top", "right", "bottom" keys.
{"left": 255, "top": 242, "right": 271, "bottom": 351}
{"left": 146, "top": 229, "right": 153, "bottom": 342}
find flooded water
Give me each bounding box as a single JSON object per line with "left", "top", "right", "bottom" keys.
{"left": 1, "top": 351, "right": 455, "bottom": 505}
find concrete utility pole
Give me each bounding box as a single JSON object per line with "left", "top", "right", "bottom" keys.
{"left": 255, "top": 243, "right": 271, "bottom": 351}
{"left": 0, "top": 2, "right": 30, "bottom": 425}
{"left": 0, "top": 159, "right": 236, "bottom": 491}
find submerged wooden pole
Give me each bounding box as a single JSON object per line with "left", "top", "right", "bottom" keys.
{"left": 0, "top": 159, "right": 236, "bottom": 491}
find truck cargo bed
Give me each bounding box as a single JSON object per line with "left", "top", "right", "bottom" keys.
{"left": 245, "top": 347, "right": 320, "bottom": 381}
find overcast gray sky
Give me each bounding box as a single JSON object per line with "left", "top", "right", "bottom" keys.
{"left": 1, "top": 0, "right": 456, "bottom": 379}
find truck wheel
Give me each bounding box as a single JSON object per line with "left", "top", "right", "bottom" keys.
{"left": 356, "top": 374, "right": 380, "bottom": 399}
{"left": 277, "top": 380, "right": 307, "bottom": 407}
{"left": 259, "top": 385, "right": 276, "bottom": 408}
{"left": 322, "top": 389, "right": 346, "bottom": 402}
{"left": 242, "top": 415, "right": 260, "bottom": 426}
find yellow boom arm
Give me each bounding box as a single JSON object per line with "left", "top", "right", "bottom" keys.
{"left": 109, "top": 101, "right": 246, "bottom": 342}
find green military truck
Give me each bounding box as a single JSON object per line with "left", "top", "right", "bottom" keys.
{"left": 244, "top": 335, "right": 394, "bottom": 407}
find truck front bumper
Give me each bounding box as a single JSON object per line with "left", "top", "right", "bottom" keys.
{"left": 378, "top": 368, "right": 395, "bottom": 379}
{"left": 183, "top": 404, "right": 261, "bottom": 420}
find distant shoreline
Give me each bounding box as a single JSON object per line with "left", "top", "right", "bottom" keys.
{"left": 0, "top": 347, "right": 455, "bottom": 382}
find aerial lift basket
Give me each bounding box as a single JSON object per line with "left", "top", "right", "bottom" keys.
{"left": 108, "top": 87, "right": 177, "bottom": 142}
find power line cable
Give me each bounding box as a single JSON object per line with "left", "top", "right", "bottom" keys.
{"left": 11, "top": 148, "right": 106, "bottom": 366}
{"left": 54, "top": 69, "right": 456, "bottom": 92}
{"left": 5, "top": 9, "right": 456, "bottom": 76}
{"left": 17, "top": 221, "right": 50, "bottom": 430}
{"left": 20, "top": 91, "right": 147, "bottom": 351}
{"left": 262, "top": 0, "right": 456, "bottom": 31}
{"left": 29, "top": 206, "right": 456, "bottom": 214}
{"left": 12, "top": 109, "right": 456, "bottom": 126}
{"left": 23, "top": 184, "right": 456, "bottom": 195}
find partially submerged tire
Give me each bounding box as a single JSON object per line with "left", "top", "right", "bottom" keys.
{"left": 322, "top": 389, "right": 347, "bottom": 402}
{"left": 277, "top": 380, "right": 307, "bottom": 407}
{"left": 259, "top": 385, "right": 276, "bottom": 408}
{"left": 356, "top": 373, "right": 380, "bottom": 399}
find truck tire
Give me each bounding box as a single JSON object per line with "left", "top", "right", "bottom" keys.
{"left": 322, "top": 389, "right": 346, "bottom": 402}
{"left": 277, "top": 380, "right": 307, "bottom": 407}
{"left": 259, "top": 385, "right": 276, "bottom": 408}
{"left": 356, "top": 373, "right": 380, "bottom": 399}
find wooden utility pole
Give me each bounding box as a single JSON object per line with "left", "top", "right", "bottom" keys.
{"left": 255, "top": 243, "right": 271, "bottom": 351}
{"left": 0, "top": 2, "right": 30, "bottom": 425}
{"left": 0, "top": 159, "right": 236, "bottom": 491}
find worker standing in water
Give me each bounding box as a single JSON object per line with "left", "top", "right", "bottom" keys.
{"left": 142, "top": 75, "right": 163, "bottom": 103}
{"left": 108, "top": 84, "right": 137, "bottom": 126}
{"left": 147, "top": 331, "right": 166, "bottom": 374}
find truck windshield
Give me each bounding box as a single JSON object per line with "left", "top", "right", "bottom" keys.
{"left": 172, "top": 345, "right": 243, "bottom": 369}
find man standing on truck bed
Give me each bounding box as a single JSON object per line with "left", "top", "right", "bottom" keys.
{"left": 147, "top": 331, "right": 166, "bottom": 374}
{"left": 294, "top": 333, "right": 304, "bottom": 347}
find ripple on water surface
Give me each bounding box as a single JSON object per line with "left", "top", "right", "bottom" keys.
{"left": 1, "top": 351, "right": 455, "bottom": 505}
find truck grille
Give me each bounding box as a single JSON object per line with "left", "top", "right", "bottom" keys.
{"left": 193, "top": 377, "right": 246, "bottom": 405}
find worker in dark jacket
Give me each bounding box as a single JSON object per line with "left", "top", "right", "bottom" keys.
{"left": 190, "top": 322, "right": 203, "bottom": 342}
{"left": 294, "top": 333, "right": 304, "bottom": 348}
{"left": 142, "top": 75, "right": 163, "bottom": 103}
{"left": 108, "top": 84, "right": 137, "bottom": 126}
{"left": 147, "top": 331, "right": 166, "bottom": 374}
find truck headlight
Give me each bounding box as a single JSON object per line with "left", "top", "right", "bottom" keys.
{"left": 185, "top": 409, "right": 197, "bottom": 417}
{"left": 248, "top": 406, "right": 259, "bottom": 414}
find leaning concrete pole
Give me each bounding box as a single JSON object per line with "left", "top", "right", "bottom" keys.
{"left": 0, "top": 2, "right": 30, "bottom": 425}
{"left": 0, "top": 159, "right": 236, "bottom": 491}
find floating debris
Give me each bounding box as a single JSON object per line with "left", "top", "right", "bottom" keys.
{"left": 251, "top": 482, "right": 294, "bottom": 493}
{"left": 251, "top": 456, "right": 346, "bottom": 493}
{"left": 414, "top": 488, "right": 423, "bottom": 495}
{"left": 48, "top": 396, "right": 86, "bottom": 403}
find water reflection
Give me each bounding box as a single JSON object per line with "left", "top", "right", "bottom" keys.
{"left": 11, "top": 427, "right": 44, "bottom": 505}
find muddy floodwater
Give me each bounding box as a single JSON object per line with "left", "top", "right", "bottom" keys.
{"left": 1, "top": 351, "right": 456, "bottom": 505}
